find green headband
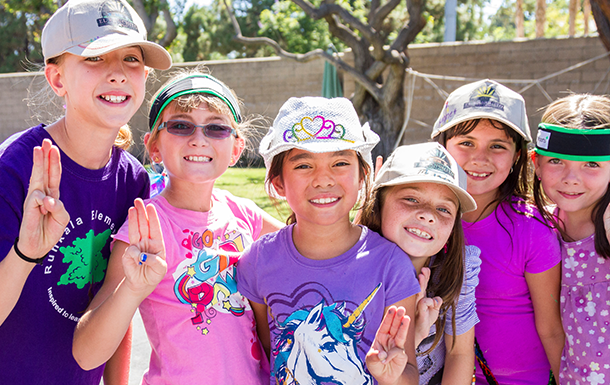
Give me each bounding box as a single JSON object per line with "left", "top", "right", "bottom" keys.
{"left": 149, "top": 74, "right": 242, "bottom": 130}
{"left": 535, "top": 123, "right": 610, "bottom": 161}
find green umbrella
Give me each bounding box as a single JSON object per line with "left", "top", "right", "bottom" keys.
{"left": 322, "top": 46, "right": 343, "bottom": 98}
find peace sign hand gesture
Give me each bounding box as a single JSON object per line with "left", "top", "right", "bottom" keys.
{"left": 18, "top": 139, "right": 70, "bottom": 260}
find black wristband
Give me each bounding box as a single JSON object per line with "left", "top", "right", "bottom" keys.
{"left": 13, "top": 237, "right": 47, "bottom": 266}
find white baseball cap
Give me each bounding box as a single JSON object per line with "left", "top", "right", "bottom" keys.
{"left": 431, "top": 79, "right": 531, "bottom": 142}
{"left": 41, "top": 0, "right": 172, "bottom": 70}
{"left": 259, "top": 97, "right": 380, "bottom": 170}
{"left": 374, "top": 142, "right": 476, "bottom": 213}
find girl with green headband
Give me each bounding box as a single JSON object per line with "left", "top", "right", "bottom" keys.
{"left": 533, "top": 94, "right": 610, "bottom": 384}
{"left": 73, "top": 69, "right": 283, "bottom": 384}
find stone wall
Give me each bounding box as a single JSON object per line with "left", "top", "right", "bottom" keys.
{"left": 1, "top": 36, "right": 608, "bottom": 159}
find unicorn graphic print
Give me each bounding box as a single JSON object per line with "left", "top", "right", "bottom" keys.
{"left": 271, "top": 284, "right": 381, "bottom": 385}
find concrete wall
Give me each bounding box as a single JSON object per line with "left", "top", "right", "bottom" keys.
{"left": 1, "top": 36, "right": 608, "bottom": 159}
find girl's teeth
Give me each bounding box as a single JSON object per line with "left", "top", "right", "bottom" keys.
{"left": 468, "top": 171, "right": 490, "bottom": 177}
{"left": 406, "top": 227, "right": 432, "bottom": 239}
{"left": 311, "top": 197, "right": 338, "bottom": 204}
{"left": 101, "top": 95, "right": 127, "bottom": 103}
{"left": 186, "top": 156, "right": 211, "bottom": 162}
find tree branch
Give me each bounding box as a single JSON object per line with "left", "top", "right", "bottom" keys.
{"left": 371, "top": 0, "right": 402, "bottom": 31}
{"left": 158, "top": 0, "right": 177, "bottom": 47}
{"left": 391, "top": 0, "right": 426, "bottom": 52}
{"left": 223, "top": 0, "right": 382, "bottom": 100}
{"left": 292, "top": 0, "right": 376, "bottom": 42}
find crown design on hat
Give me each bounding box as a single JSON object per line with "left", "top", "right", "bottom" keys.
{"left": 283, "top": 116, "right": 355, "bottom": 144}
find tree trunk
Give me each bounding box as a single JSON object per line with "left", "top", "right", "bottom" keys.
{"left": 569, "top": 0, "right": 578, "bottom": 36}
{"left": 591, "top": 0, "right": 610, "bottom": 52}
{"left": 584, "top": 0, "right": 592, "bottom": 34}
{"left": 515, "top": 0, "right": 524, "bottom": 38}
{"left": 535, "top": 0, "right": 546, "bottom": 38}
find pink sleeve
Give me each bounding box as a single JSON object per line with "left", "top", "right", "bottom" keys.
{"left": 220, "top": 190, "right": 264, "bottom": 240}
{"left": 110, "top": 219, "right": 130, "bottom": 250}
{"left": 524, "top": 214, "right": 561, "bottom": 275}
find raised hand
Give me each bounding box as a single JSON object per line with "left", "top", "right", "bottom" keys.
{"left": 122, "top": 198, "right": 167, "bottom": 296}
{"left": 414, "top": 267, "right": 443, "bottom": 346}
{"left": 18, "top": 139, "right": 69, "bottom": 260}
{"left": 366, "top": 306, "right": 411, "bottom": 384}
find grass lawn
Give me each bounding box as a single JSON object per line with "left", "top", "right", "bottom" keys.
{"left": 215, "top": 167, "right": 291, "bottom": 222}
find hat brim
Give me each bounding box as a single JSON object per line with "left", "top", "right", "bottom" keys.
{"left": 374, "top": 175, "right": 477, "bottom": 213}
{"left": 432, "top": 111, "right": 531, "bottom": 142}
{"left": 65, "top": 33, "right": 172, "bottom": 70}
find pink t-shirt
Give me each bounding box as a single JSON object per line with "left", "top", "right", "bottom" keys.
{"left": 114, "top": 190, "right": 269, "bottom": 385}
{"left": 465, "top": 201, "right": 561, "bottom": 384}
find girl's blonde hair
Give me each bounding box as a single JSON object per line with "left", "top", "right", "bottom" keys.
{"left": 533, "top": 94, "right": 610, "bottom": 259}
{"left": 145, "top": 68, "right": 257, "bottom": 164}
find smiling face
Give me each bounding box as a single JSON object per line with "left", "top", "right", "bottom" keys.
{"left": 535, "top": 155, "right": 610, "bottom": 218}
{"left": 148, "top": 101, "right": 244, "bottom": 188}
{"left": 272, "top": 149, "right": 362, "bottom": 228}
{"left": 46, "top": 47, "right": 148, "bottom": 131}
{"left": 380, "top": 183, "right": 459, "bottom": 262}
{"left": 445, "top": 119, "right": 519, "bottom": 207}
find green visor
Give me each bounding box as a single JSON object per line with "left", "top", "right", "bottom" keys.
{"left": 535, "top": 123, "right": 610, "bottom": 162}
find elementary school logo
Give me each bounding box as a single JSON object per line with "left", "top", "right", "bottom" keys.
{"left": 97, "top": 0, "right": 138, "bottom": 32}
{"left": 414, "top": 147, "right": 455, "bottom": 183}
{"left": 463, "top": 82, "right": 505, "bottom": 111}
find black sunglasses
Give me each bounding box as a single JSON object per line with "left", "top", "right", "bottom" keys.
{"left": 159, "top": 120, "right": 237, "bottom": 139}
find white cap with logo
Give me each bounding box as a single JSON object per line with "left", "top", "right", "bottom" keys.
{"left": 431, "top": 79, "right": 531, "bottom": 142}
{"left": 41, "top": 0, "right": 172, "bottom": 70}
{"left": 374, "top": 142, "right": 476, "bottom": 213}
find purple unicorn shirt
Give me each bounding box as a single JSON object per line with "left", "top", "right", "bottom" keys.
{"left": 237, "top": 225, "right": 420, "bottom": 385}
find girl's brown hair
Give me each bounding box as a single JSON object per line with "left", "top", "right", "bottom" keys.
{"left": 265, "top": 150, "right": 371, "bottom": 225}
{"left": 358, "top": 185, "right": 465, "bottom": 354}
{"left": 533, "top": 94, "right": 610, "bottom": 259}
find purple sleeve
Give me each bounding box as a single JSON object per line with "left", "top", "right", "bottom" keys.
{"left": 445, "top": 245, "right": 481, "bottom": 335}
{"left": 0, "top": 133, "right": 35, "bottom": 262}
{"left": 236, "top": 240, "right": 265, "bottom": 304}
{"left": 383, "top": 245, "right": 420, "bottom": 306}
{"left": 524, "top": 213, "right": 561, "bottom": 275}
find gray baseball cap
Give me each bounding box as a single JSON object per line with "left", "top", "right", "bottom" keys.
{"left": 431, "top": 79, "right": 531, "bottom": 142}
{"left": 259, "top": 97, "right": 380, "bottom": 170}
{"left": 41, "top": 0, "right": 172, "bottom": 70}
{"left": 374, "top": 142, "right": 476, "bottom": 213}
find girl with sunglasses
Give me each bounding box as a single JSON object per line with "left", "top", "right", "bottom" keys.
{"left": 73, "top": 70, "right": 283, "bottom": 384}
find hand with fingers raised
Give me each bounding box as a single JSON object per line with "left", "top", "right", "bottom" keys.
{"left": 366, "top": 306, "right": 411, "bottom": 384}
{"left": 122, "top": 198, "right": 167, "bottom": 298}
{"left": 17, "top": 139, "right": 70, "bottom": 265}
{"left": 414, "top": 267, "right": 443, "bottom": 347}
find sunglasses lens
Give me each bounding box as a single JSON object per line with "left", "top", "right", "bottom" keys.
{"left": 204, "top": 124, "right": 233, "bottom": 139}
{"left": 166, "top": 121, "right": 195, "bottom": 136}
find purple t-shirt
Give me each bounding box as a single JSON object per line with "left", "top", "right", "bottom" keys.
{"left": 237, "top": 225, "right": 420, "bottom": 385}
{"left": 0, "top": 125, "right": 149, "bottom": 385}
{"left": 465, "top": 201, "right": 561, "bottom": 385}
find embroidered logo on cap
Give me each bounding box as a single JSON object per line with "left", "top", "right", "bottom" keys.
{"left": 283, "top": 116, "right": 355, "bottom": 143}
{"left": 436, "top": 101, "right": 457, "bottom": 128}
{"left": 414, "top": 147, "right": 455, "bottom": 183}
{"left": 464, "top": 82, "right": 505, "bottom": 111}
{"left": 97, "top": 0, "right": 138, "bottom": 32}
